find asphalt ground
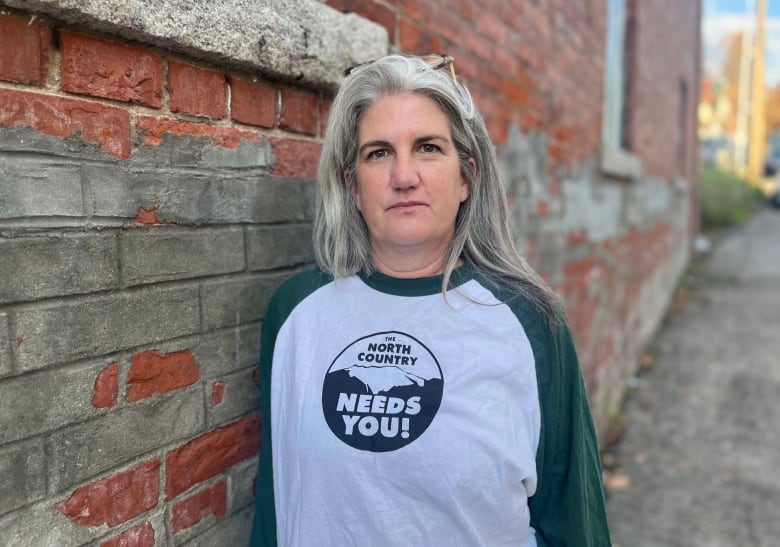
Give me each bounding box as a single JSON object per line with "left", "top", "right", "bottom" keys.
{"left": 604, "top": 205, "right": 780, "bottom": 547}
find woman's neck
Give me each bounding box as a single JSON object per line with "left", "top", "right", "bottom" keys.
{"left": 371, "top": 255, "right": 444, "bottom": 279}
{"left": 370, "top": 250, "right": 463, "bottom": 279}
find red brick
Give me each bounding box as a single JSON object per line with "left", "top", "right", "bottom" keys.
{"left": 229, "top": 77, "right": 277, "bottom": 128}
{"left": 0, "top": 88, "right": 131, "bottom": 158}
{"left": 127, "top": 349, "right": 201, "bottom": 402}
{"left": 319, "top": 98, "right": 332, "bottom": 136}
{"left": 56, "top": 460, "right": 160, "bottom": 527}
{"left": 60, "top": 31, "right": 162, "bottom": 108}
{"left": 477, "top": 12, "right": 507, "bottom": 45}
{"left": 93, "top": 362, "right": 119, "bottom": 408}
{"left": 421, "top": 2, "right": 466, "bottom": 44}
{"left": 399, "top": 18, "right": 444, "bottom": 55}
{"left": 165, "top": 414, "right": 261, "bottom": 499}
{"left": 269, "top": 137, "right": 321, "bottom": 178}
{"left": 463, "top": 31, "right": 493, "bottom": 64}
{"left": 279, "top": 88, "right": 319, "bottom": 135}
{"left": 0, "top": 15, "right": 50, "bottom": 85}
{"left": 168, "top": 60, "right": 226, "bottom": 118}
{"left": 485, "top": 116, "right": 508, "bottom": 146}
{"left": 134, "top": 206, "right": 165, "bottom": 226}
{"left": 100, "top": 522, "right": 155, "bottom": 547}
{"left": 212, "top": 381, "right": 225, "bottom": 406}
{"left": 476, "top": 65, "right": 503, "bottom": 95}
{"left": 566, "top": 230, "right": 588, "bottom": 247}
{"left": 493, "top": 47, "right": 518, "bottom": 78}
{"left": 171, "top": 481, "right": 227, "bottom": 533}
{"left": 502, "top": 78, "right": 530, "bottom": 107}
{"left": 387, "top": 0, "right": 424, "bottom": 20}
{"left": 564, "top": 256, "right": 597, "bottom": 282}
{"left": 137, "top": 116, "right": 261, "bottom": 149}
{"left": 452, "top": 53, "right": 480, "bottom": 86}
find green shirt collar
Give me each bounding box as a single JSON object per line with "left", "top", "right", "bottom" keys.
{"left": 357, "top": 263, "right": 475, "bottom": 297}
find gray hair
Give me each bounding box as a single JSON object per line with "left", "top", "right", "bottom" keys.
{"left": 314, "top": 54, "right": 559, "bottom": 324}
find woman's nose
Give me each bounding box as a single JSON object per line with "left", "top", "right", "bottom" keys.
{"left": 390, "top": 154, "right": 419, "bottom": 189}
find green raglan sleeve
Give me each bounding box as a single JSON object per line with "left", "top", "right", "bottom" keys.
{"left": 528, "top": 314, "right": 611, "bottom": 547}
{"left": 248, "top": 290, "right": 283, "bottom": 547}
{"left": 249, "top": 269, "right": 332, "bottom": 547}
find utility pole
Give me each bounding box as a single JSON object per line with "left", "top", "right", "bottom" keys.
{"left": 734, "top": 0, "right": 755, "bottom": 174}
{"left": 747, "top": 0, "right": 767, "bottom": 183}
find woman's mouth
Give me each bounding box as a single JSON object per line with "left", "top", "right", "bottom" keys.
{"left": 388, "top": 201, "right": 426, "bottom": 210}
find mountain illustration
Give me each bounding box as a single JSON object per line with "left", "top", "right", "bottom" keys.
{"left": 345, "top": 365, "right": 427, "bottom": 395}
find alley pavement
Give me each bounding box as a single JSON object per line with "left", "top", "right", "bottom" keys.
{"left": 605, "top": 206, "right": 780, "bottom": 546}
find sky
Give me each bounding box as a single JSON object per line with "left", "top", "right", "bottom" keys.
{"left": 702, "top": 0, "right": 780, "bottom": 87}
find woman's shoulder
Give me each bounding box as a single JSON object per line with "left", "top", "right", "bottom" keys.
{"left": 271, "top": 266, "right": 334, "bottom": 300}
{"left": 465, "top": 266, "right": 562, "bottom": 332}
{"left": 265, "top": 267, "right": 335, "bottom": 320}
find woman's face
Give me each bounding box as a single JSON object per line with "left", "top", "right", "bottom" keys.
{"left": 352, "top": 93, "right": 469, "bottom": 272}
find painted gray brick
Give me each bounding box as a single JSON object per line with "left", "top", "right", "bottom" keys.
{"left": 227, "top": 458, "right": 257, "bottom": 514}
{"left": 47, "top": 385, "right": 204, "bottom": 493}
{"left": 15, "top": 285, "right": 200, "bottom": 371}
{"left": 0, "top": 125, "right": 119, "bottom": 160}
{"left": 178, "top": 505, "right": 253, "bottom": 547}
{"left": 130, "top": 133, "right": 272, "bottom": 169}
{"left": 120, "top": 227, "right": 244, "bottom": 287}
{"left": 0, "top": 438, "right": 45, "bottom": 516}
{"left": 0, "top": 312, "right": 11, "bottom": 378}
{"left": 0, "top": 233, "right": 118, "bottom": 304}
{"left": 0, "top": 497, "right": 101, "bottom": 547}
{"left": 246, "top": 224, "right": 313, "bottom": 271}
{"left": 200, "top": 273, "right": 288, "bottom": 331}
{"left": 0, "top": 360, "right": 114, "bottom": 445}
{"left": 86, "top": 164, "right": 310, "bottom": 224}
{"left": 191, "top": 324, "right": 261, "bottom": 379}
{"left": 206, "top": 367, "right": 260, "bottom": 428}
{"left": 0, "top": 155, "right": 84, "bottom": 219}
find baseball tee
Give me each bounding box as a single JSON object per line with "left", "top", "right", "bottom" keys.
{"left": 249, "top": 264, "right": 610, "bottom": 546}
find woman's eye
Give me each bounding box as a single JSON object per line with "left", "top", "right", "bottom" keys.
{"left": 366, "top": 149, "right": 388, "bottom": 160}
{"left": 420, "top": 143, "right": 440, "bottom": 154}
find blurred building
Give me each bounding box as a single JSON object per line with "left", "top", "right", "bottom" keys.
{"left": 699, "top": 75, "right": 737, "bottom": 167}
{"left": 699, "top": 0, "right": 778, "bottom": 185}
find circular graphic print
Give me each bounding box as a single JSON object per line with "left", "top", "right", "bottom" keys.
{"left": 322, "top": 331, "right": 444, "bottom": 452}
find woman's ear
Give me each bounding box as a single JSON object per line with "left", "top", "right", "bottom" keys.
{"left": 460, "top": 158, "right": 476, "bottom": 202}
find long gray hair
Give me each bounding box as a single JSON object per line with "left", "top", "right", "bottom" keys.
{"left": 314, "top": 54, "right": 559, "bottom": 323}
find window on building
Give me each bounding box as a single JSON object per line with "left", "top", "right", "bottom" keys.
{"left": 678, "top": 78, "right": 689, "bottom": 176}
{"left": 601, "top": 0, "right": 641, "bottom": 177}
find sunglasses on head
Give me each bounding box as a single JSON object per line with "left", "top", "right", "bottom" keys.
{"left": 343, "top": 53, "right": 457, "bottom": 82}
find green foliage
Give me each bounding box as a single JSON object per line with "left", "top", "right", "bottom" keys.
{"left": 698, "top": 168, "right": 764, "bottom": 231}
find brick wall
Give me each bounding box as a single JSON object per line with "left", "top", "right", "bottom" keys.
{"left": 325, "top": 0, "right": 700, "bottom": 424}
{"left": 0, "top": 0, "right": 700, "bottom": 545}
{"left": 0, "top": 8, "right": 322, "bottom": 546}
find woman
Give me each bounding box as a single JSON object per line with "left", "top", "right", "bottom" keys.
{"left": 250, "top": 54, "right": 610, "bottom": 546}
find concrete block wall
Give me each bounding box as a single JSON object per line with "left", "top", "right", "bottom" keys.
{"left": 0, "top": 0, "right": 700, "bottom": 544}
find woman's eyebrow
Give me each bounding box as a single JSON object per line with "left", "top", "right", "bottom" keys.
{"left": 357, "top": 139, "right": 392, "bottom": 155}
{"left": 414, "top": 134, "right": 450, "bottom": 145}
